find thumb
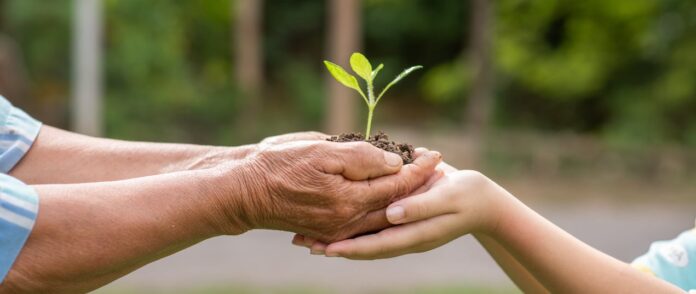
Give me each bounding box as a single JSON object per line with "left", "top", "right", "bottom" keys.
{"left": 322, "top": 141, "right": 404, "bottom": 181}
{"left": 385, "top": 186, "right": 453, "bottom": 225}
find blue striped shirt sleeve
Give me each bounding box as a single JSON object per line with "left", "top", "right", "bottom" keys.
{"left": 0, "top": 96, "right": 42, "bottom": 173}
{"left": 0, "top": 175, "right": 38, "bottom": 282}
{"left": 0, "top": 96, "right": 41, "bottom": 282}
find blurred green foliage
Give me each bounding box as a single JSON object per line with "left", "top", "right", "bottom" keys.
{"left": 103, "top": 0, "right": 240, "bottom": 142}
{"left": 492, "top": 0, "right": 696, "bottom": 148}
{"left": 4, "top": 0, "right": 71, "bottom": 111}
{"left": 2, "top": 0, "right": 695, "bottom": 147}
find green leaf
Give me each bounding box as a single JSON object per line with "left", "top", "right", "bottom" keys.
{"left": 377, "top": 65, "right": 423, "bottom": 103}
{"left": 324, "top": 61, "right": 360, "bottom": 90}
{"left": 323, "top": 60, "right": 368, "bottom": 103}
{"left": 371, "top": 63, "right": 384, "bottom": 80}
{"left": 349, "top": 52, "right": 373, "bottom": 81}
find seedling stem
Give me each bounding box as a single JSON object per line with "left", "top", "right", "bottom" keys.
{"left": 324, "top": 53, "right": 421, "bottom": 139}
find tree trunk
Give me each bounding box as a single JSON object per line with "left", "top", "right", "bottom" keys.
{"left": 0, "top": 0, "right": 29, "bottom": 106}
{"left": 234, "top": 0, "right": 263, "bottom": 108}
{"left": 325, "top": 0, "right": 361, "bottom": 134}
{"left": 466, "top": 0, "right": 495, "bottom": 167}
{"left": 72, "top": 0, "right": 103, "bottom": 136}
{"left": 0, "top": 35, "right": 29, "bottom": 103}
{"left": 233, "top": 0, "right": 263, "bottom": 141}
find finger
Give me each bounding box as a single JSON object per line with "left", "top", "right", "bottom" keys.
{"left": 310, "top": 242, "right": 328, "bottom": 255}
{"left": 413, "top": 147, "right": 429, "bottom": 157}
{"left": 325, "top": 214, "right": 457, "bottom": 259}
{"left": 320, "top": 141, "right": 404, "bottom": 181}
{"left": 437, "top": 161, "right": 457, "bottom": 173}
{"left": 351, "top": 208, "right": 391, "bottom": 238}
{"left": 291, "top": 234, "right": 306, "bottom": 247}
{"left": 292, "top": 234, "right": 309, "bottom": 248}
{"left": 303, "top": 236, "right": 317, "bottom": 247}
{"left": 407, "top": 169, "right": 444, "bottom": 196}
{"left": 386, "top": 184, "right": 455, "bottom": 225}
{"left": 360, "top": 150, "right": 442, "bottom": 208}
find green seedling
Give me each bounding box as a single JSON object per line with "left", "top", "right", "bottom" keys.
{"left": 324, "top": 53, "right": 422, "bottom": 139}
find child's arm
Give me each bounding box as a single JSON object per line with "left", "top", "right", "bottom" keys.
{"left": 437, "top": 163, "right": 549, "bottom": 293}
{"left": 475, "top": 234, "right": 549, "bottom": 293}
{"left": 318, "top": 169, "right": 684, "bottom": 293}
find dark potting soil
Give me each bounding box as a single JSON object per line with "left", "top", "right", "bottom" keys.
{"left": 327, "top": 131, "right": 415, "bottom": 164}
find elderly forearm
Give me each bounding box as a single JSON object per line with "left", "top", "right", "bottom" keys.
{"left": 0, "top": 169, "right": 243, "bottom": 294}
{"left": 9, "top": 126, "right": 255, "bottom": 184}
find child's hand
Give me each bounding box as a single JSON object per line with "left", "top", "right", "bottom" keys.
{"left": 292, "top": 163, "right": 688, "bottom": 294}
{"left": 294, "top": 167, "right": 509, "bottom": 259}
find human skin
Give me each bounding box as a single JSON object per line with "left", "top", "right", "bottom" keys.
{"left": 1, "top": 126, "right": 442, "bottom": 293}
{"left": 9, "top": 125, "right": 327, "bottom": 184}
{"left": 297, "top": 163, "right": 684, "bottom": 293}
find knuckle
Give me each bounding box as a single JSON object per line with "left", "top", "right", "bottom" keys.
{"left": 394, "top": 178, "right": 414, "bottom": 199}
{"left": 456, "top": 170, "right": 490, "bottom": 191}
{"left": 306, "top": 147, "right": 336, "bottom": 167}
{"left": 350, "top": 141, "right": 378, "bottom": 157}
{"left": 353, "top": 141, "right": 374, "bottom": 151}
{"left": 466, "top": 170, "right": 487, "bottom": 182}
{"left": 410, "top": 201, "right": 428, "bottom": 219}
{"left": 411, "top": 163, "right": 431, "bottom": 178}
{"left": 255, "top": 147, "right": 276, "bottom": 162}
{"left": 334, "top": 205, "right": 357, "bottom": 221}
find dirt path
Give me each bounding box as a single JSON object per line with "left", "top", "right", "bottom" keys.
{"left": 95, "top": 201, "right": 694, "bottom": 293}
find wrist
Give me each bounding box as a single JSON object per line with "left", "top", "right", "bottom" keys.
{"left": 224, "top": 144, "right": 258, "bottom": 160}
{"left": 190, "top": 144, "right": 258, "bottom": 169}
{"left": 469, "top": 174, "right": 520, "bottom": 236}
{"left": 482, "top": 185, "right": 528, "bottom": 242}
{"left": 166, "top": 170, "right": 232, "bottom": 239}
{"left": 202, "top": 159, "right": 266, "bottom": 235}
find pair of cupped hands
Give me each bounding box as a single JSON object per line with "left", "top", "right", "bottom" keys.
{"left": 214, "top": 131, "right": 498, "bottom": 260}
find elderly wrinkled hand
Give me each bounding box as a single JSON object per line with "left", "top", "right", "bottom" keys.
{"left": 211, "top": 140, "right": 442, "bottom": 242}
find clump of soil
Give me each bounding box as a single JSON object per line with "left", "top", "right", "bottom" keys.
{"left": 327, "top": 131, "right": 415, "bottom": 164}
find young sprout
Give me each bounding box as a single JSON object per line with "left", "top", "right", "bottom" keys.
{"left": 324, "top": 53, "right": 422, "bottom": 139}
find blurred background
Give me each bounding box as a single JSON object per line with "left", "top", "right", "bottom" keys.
{"left": 1, "top": 0, "right": 694, "bottom": 293}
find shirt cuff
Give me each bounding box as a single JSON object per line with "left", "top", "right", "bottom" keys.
{"left": 0, "top": 174, "right": 39, "bottom": 283}
{"left": 632, "top": 229, "right": 696, "bottom": 290}
{"left": 0, "top": 97, "right": 42, "bottom": 173}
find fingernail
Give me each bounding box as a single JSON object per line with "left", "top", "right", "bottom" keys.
{"left": 384, "top": 152, "right": 402, "bottom": 167}
{"left": 325, "top": 251, "right": 339, "bottom": 257}
{"left": 310, "top": 249, "right": 324, "bottom": 255}
{"left": 386, "top": 206, "right": 405, "bottom": 223}
{"left": 303, "top": 237, "right": 316, "bottom": 247}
